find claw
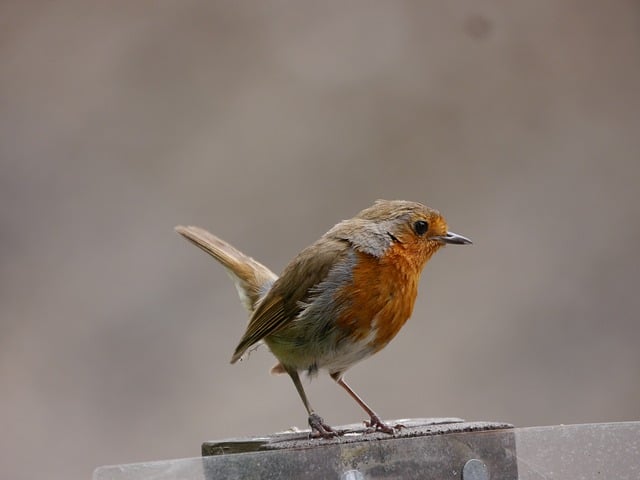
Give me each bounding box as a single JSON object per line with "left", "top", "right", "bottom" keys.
{"left": 308, "top": 413, "right": 339, "bottom": 439}
{"left": 364, "top": 414, "right": 404, "bottom": 434}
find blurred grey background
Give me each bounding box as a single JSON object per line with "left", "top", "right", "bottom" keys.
{"left": 1, "top": 1, "right": 639, "bottom": 479}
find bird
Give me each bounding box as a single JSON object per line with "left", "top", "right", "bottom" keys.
{"left": 175, "top": 199, "right": 471, "bottom": 438}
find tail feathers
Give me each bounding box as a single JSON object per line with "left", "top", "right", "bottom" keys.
{"left": 175, "top": 226, "right": 277, "bottom": 314}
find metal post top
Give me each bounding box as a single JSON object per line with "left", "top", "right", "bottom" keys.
{"left": 94, "top": 421, "right": 640, "bottom": 480}
{"left": 202, "top": 417, "right": 513, "bottom": 456}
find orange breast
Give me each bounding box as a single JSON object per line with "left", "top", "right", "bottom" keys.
{"left": 334, "top": 245, "right": 421, "bottom": 351}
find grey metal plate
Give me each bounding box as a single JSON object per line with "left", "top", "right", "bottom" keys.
{"left": 93, "top": 420, "right": 640, "bottom": 480}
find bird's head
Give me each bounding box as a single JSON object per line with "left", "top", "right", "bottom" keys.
{"left": 334, "top": 199, "right": 471, "bottom": 268}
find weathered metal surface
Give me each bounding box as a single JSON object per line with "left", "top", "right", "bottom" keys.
{"left": 92, "top": 421, "right": 640, "bottom": 480}
{"left": 202, "top": 418, "right": 510, "bottom": 455}
{"left": 201, "top": 418, "right": 516, "bottom": 479}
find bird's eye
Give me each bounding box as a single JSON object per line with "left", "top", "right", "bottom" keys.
{"left": 414, "top": 220, "right": 428, "bottom": 236}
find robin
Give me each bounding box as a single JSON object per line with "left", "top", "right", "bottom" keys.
{"left": 176, "top": 199, "right": 471, "bottom": 437}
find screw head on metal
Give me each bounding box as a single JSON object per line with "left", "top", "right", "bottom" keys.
{"left": 341, "top": 470, "right": 365, "bottom": 480}
{"left": 462, "top": 459, "right": 489, "bottom": 480}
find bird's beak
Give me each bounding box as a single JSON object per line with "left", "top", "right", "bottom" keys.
{"left": 433, "top": 231, "right": 472, "bottom": 245}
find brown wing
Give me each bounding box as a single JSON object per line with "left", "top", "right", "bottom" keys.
{"left": 230, "top": 236, "right": 350, "bottom": 363}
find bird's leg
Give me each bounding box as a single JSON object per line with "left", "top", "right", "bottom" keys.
{"left": 331, "top": 373, "right": 403, "bottom": 434}
{"left": 286, "top": 367, "right": 337, "bottom": 438}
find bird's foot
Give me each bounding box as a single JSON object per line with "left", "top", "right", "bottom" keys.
{"left": 364, "top": 414, "right": 404, "bottom": 434}
{"left": 308, "top": 413, "right": 339, "bottom": 439}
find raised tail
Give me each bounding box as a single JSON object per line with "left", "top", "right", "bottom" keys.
{"left": 175, "top": 226, "right": 277, "bottom": 315}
